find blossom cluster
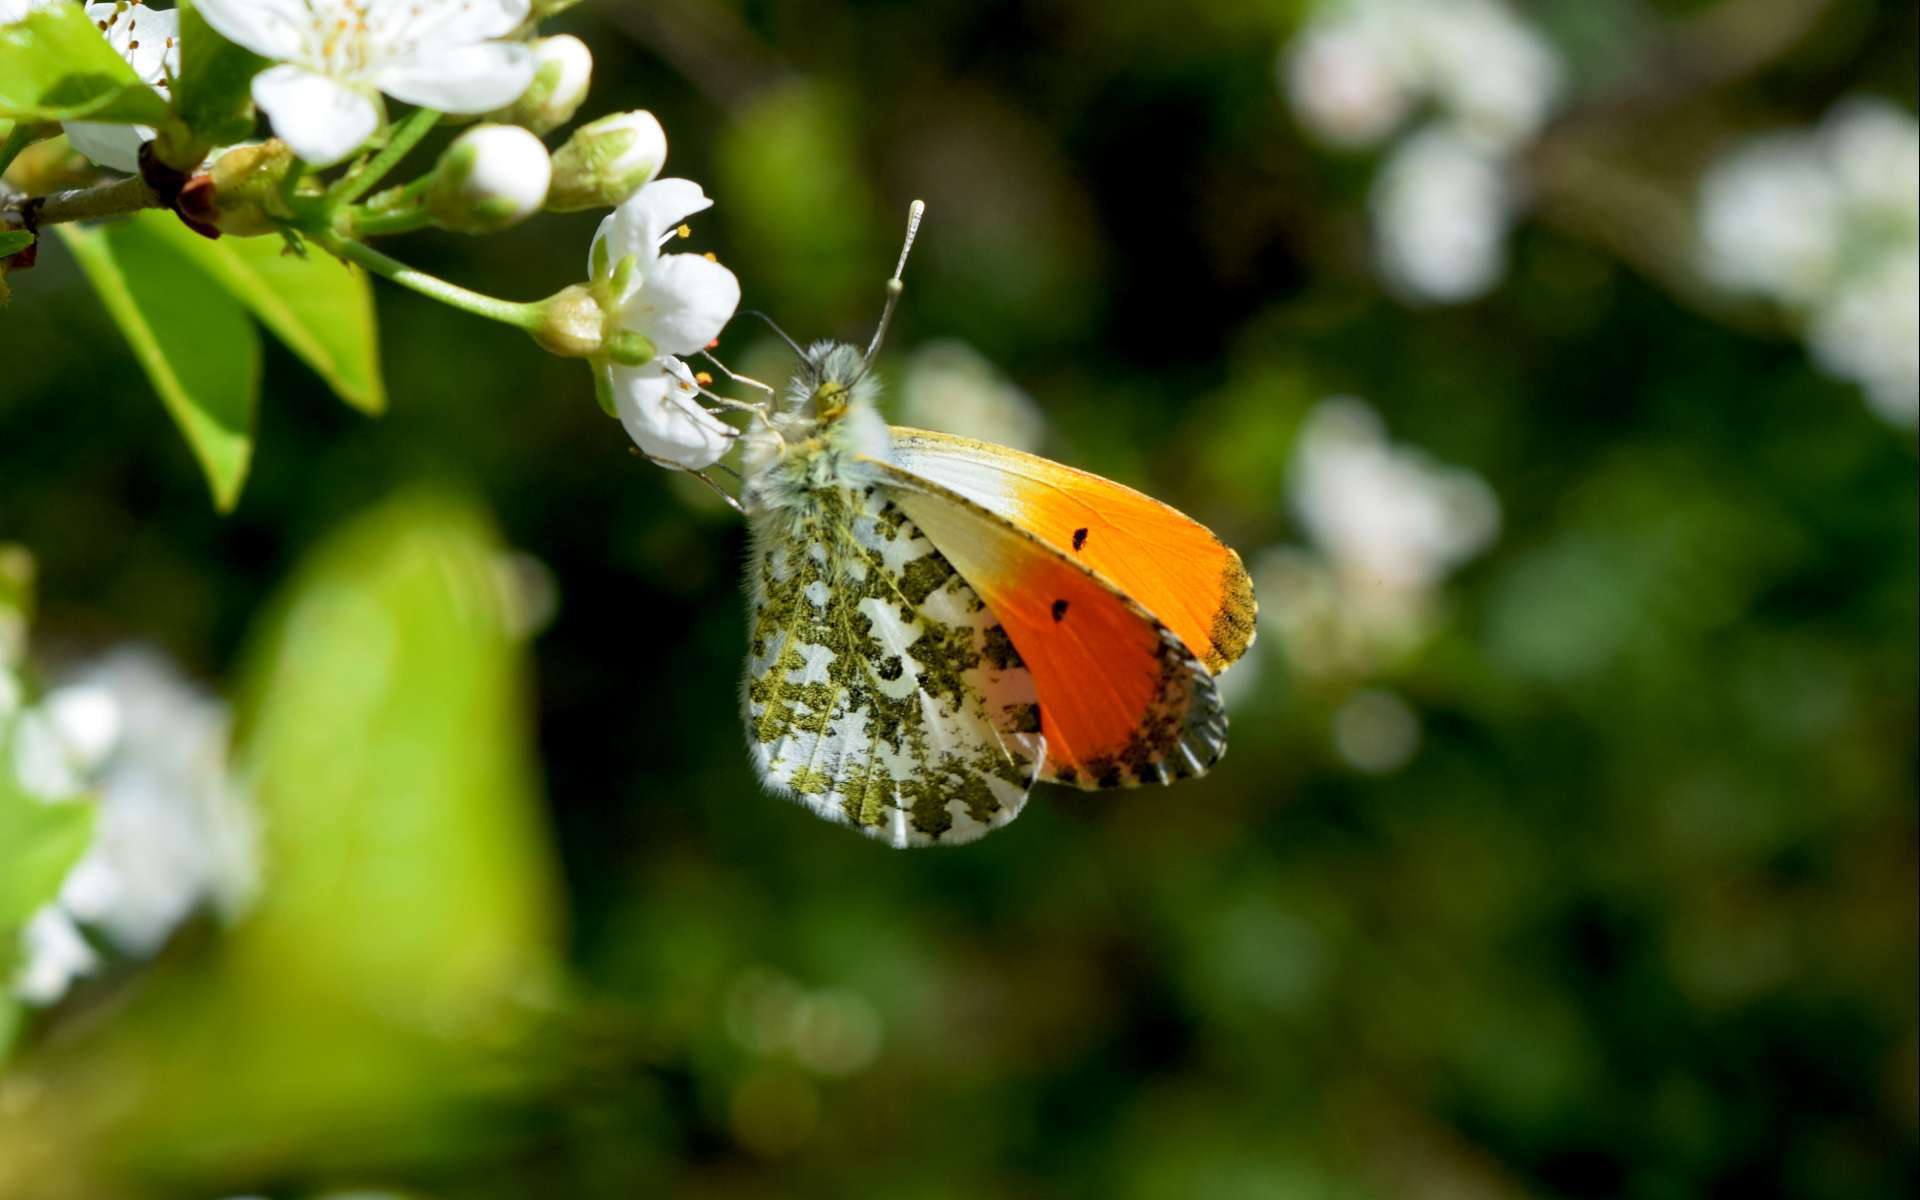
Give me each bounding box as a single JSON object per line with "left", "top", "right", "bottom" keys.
{"left": 1230, "top": 397, "right": 1501, "bottom": 774}
{"left": 1281, "top": 0, "right": 1563, "bottom": 303}
{"left": 1696, "top": 98, "right": 1920, "bottom": 428}
{"left": 5, "top": 646, "right": 255, "bottom": 1006}
{"left": 2, "top": 0, "right": 746, "bottom": 477}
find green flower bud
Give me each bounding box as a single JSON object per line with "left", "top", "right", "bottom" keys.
{"left": 529, "top": 284, "right": 606, "bottom": 359}
{"left": 546, "top": 110, "right": 666, "bottom": 213}
{"left": 488, "top": 35, "right": 593, "bottom": 135}
{"left": 427, "top": 124, "right": 552, "bottom": 234}
{"left": 175, "top": 140, "right": 296, "bottom": 238}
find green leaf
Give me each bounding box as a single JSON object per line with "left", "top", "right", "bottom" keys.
{"left": 0, "top": 229, "right": 31, "bottom": 257}
{"left": 55, "top": 220, "right": 260, "bottom": 511}
{"left": 0, "top": 6, "right": 171, "bottom": 124}
{"left": 0, "top": 494, "right": 564, "bottom": 1191}
{"left": 173, "top": 0, "right": 266, "bottom": 149}
{"left": 127, "top": 212, "right": 387, "bottom": 414}
{"left": 0, "top": 779, "right": 93, "bottom": 933}
{"left": 230, "top": 491, "right": 559, "bottom": 1001}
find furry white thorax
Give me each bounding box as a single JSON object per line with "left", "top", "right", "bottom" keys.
{"left": 740, "top": 341, "right": 895, "bottom": 515}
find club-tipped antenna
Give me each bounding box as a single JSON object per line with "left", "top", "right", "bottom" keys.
{"left": 743, "top": 310, "right": 807, "bottom": 359}
{"left": 862, "top": 199, "right": 925, "bottom": 368}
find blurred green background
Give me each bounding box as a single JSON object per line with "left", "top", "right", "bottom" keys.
{"left": 2, "top": 0, "right": 1916, "bottom": 1197}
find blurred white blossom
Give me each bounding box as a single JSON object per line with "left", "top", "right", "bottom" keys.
{"left": 1283, "top": 0, "right": 1561, "bottom": 151}
{"left": 1248, "top": 398, "right": 1498, "bottom": 759}
{"left": 12, "top": 907, "right": 97, "bottom": 1006}
{"left": 1283, "top": 0, "right": 1561, "bottom": 305}
{"left": 1808, "top": 254, "right": 1919, "bottom": 427}
{"left": 1372, "top": 125, "right": 1515, "bottom": 304}
{"left": 9, "top": 646, "right": 256, "bottom": 1005}
{"left": 896, "top": 340, "right": 1046, "bottom": 452}
{"left": 1697, "top": 97, "right": 1920, "bottom": 426}
{"left": 1332, "top": 687, "right": 1421, "bottom": 773}
{"left": 1292, "top": 397, "right": 1501, "bottom": 593}
{"left": 0, "top": 0, "right": 62, "bottom": 26}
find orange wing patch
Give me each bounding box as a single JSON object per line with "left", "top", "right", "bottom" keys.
{"left": 890, "top": 428, "right": 1256, "bottom": 673}
{"left": 873, "top": 461, "right": 1228, "bottom": 788}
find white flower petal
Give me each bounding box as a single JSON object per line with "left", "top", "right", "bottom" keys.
{"left": 407, "top": 0, "right": 529, "bottom": 43}
{"left": 252, "top": 64, "right": 382, "bottom": 166}
{"left": 628, "top": 177, "right": 713, "bottom": 240}
{"left": 613, "top": 357, "right": 734, "bottom": 470}
{"left": 589, "top": 211, "right": 623, "bottom": 282}
{"left": 621, "top": 253, "right": 741, "bottom": 358}
{"left": 590, "top": 173, "right": 700, "bottom": 283}
{"left": 12, "top": 906, "right": 98, "bottom": 1007}
{"left": 192, "top": 0, "right": 310, "bottom": 61}
{"left": 62, "top": 120, "right": 152, "bottom": 174}
{"left": 376, "top": 41, "right": 536, "bottom": 114}
{"left": 84, "top": 1, "right": 180, "bottom": 83}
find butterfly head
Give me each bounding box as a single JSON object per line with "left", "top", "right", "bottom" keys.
{"left": 787, "top": 340, "right": 879, "bottom": 423}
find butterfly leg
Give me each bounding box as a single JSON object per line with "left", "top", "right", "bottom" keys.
{"left": 629, "top": 447, "right": 747, "bottom": 514}
{"left": 700, "top": 351, "right": 777, "bottom": 399}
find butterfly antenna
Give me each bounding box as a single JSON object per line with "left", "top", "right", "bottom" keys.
{"left": 743, "top": 310, "right": 807, "bottom": 359}
{"left": 862, "top": 199, "right": 925, "bottom": 369}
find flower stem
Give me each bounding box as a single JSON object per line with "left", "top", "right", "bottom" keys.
{"left": 327, "top": 107, "right": 443, "bottom": 208}
{"left": 22, "top": 174, "right": 163, "bottom": 227}
{"left": 315, "top": 232, "right": 539, "bottom": 329}
{"left": 350, "top": 203, "right": 433, "bottom": 237}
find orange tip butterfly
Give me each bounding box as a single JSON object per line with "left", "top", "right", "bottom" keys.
{"left": 726, "top": 202, "right": 1256, "bottom": 846}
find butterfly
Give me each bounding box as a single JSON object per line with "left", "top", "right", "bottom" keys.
{"left": 723, "top": 203, "right": 1256, "bottom": 847}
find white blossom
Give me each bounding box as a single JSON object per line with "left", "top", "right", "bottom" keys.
{"left": 615, "top": 356, "right": 734, "bottom": 469}
{"left": 1371, "top": 124, "right": 1514, "bottom": 304}
{"left": 1291, "top": 396, "right": 1500, "bottom": 592}
{"left": 590, "top": 177, "right": 741, "bottom": 469}
{"left": 194, "top": 0, "right": 535, "bottom": 167}
{"left": 1331, "top": 687, "right": 1421, "bottom": 774}
{"left": 492, "top": 32, "right": 592, "bottom": 134}
{"left": 1697, "top": 97, "right": 1920, "bottom": 426}
{"left": 1283, "top": 0, "right": 1561, "bottom": 151}
{"left": 9, "top": 647, "right": 256, "bottom": 1006}
{"left": 12, "top": 907, "right": 98, "bottom": 1006}
{"left": 0, "top": 0, "right": 62, "bottom": 24}
{"left": 897, "top": 340, "right": 1045, "bottom": 453}
{"left": 550, "top": 109, "right": 669, "bottom": 211}
{"left": 426, "top": 123, "right": 550, "bottom": 232}
{"left": 0, "top": 0, "right": 70, "bottom": 25}
{"left": 62, "top": 2, "right": 180, "bottom": 174}
{"left": 1809, "top": 254, "right": 1919, "bottom": 428}
{"left": 1283, "top": 13, "right": 1411, "bottom": 149}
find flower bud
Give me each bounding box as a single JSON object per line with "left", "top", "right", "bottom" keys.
{"left": 2, "top": 132, "right": 93, "bottom": 195}
{"left": 529, "top": 284, "right": 606, "bottom": 359}
{"left": 546, "top": 110, "right": 666, "bottom": 212}
{"left": 488, "top": 35, "right": 592, "bottom": 135}
{"left": 176, "top": 140, "right": 296, "bottom": 237}
{"left": 427, "top": 124, "right": 552, "bottom": 234}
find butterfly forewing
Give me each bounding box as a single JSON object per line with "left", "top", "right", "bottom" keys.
{"left": 869, "top": 460, "right": 1229, "bottom": 789}
{"left": 744, "top": 480, "right": 1046, "bottom": 846}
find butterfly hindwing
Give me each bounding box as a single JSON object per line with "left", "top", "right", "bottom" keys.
{"left": 868, "top": 459, "right": 1229, "bottom": 790}
{"left": 888, "top": 428, "right": 1256, "bottom": 673}
{"left": 744, "top": 478, "right": 1045, "bottom": 846}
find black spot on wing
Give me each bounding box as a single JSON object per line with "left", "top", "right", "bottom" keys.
{"left": 1072, "top": 527, "right": 1088, "bottom": 551}
{"left": 1051, "top": 599, "right": 1069, "bottom": 622}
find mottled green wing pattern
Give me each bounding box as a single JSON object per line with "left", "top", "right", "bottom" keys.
{"left": 743, "top": 481, "right": 1045, "bottom": 847}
